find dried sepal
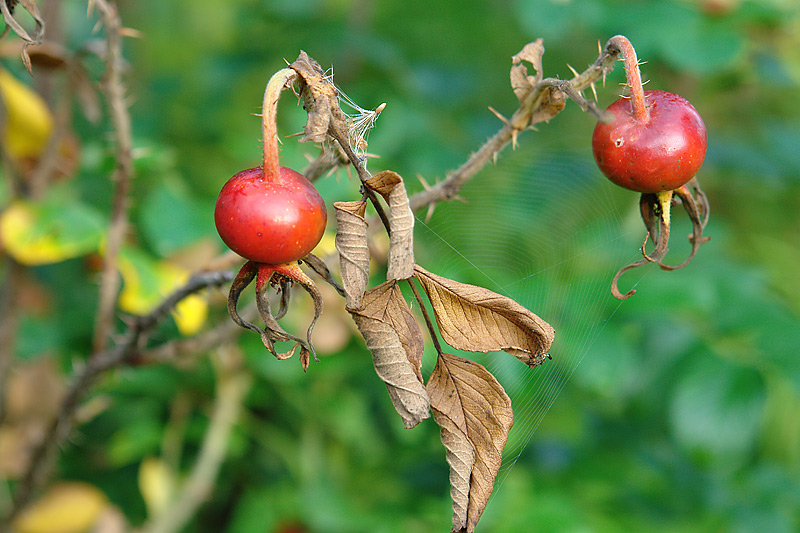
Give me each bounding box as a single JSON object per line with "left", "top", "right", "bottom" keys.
{"left": 334, "top": 200, "right": 370, "bottom": 309}
{"left": 414, "top": 265, "right": 555, "bottom": 367}
{"left": 427, "top": 352, "right": 514, "bottom": 533}
{"left": 226, "top": 260, "right": 322, "bottom": 371}
{"left": 301, "top": 253, "right": 346, "bottom": 298}
{"left": 349, "top": 282, "right": 429, "bottom": 428}
{"left": 611, "top": 182, "right": 711, "bottom": 299}
{"left": 227, "top": 261, "right": 261, "bottom": 336}
{"left": 659, "top": 178, "right": 711, "bottom": 271}
{"left": 365, "top": 171, "right": 415, "bottom": 280}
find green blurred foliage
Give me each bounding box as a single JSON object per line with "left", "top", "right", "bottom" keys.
{"left": 2, "top": 0, "right": 800, "bottom": 531}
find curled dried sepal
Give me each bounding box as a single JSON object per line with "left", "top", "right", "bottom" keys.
{"left": 227, "top": 261, "right": 261, "bottom": 336}
{"left": 659, "top": 178, "right": 711, "bottom": 271}
{"left": 301, "top": 253, "right": 346, "bottom": 298}
{"left": 227, "top": 260, "right": 323, "bottom": 371}
{"left": 611, "top": 180, "right": 711, "bottom": 299}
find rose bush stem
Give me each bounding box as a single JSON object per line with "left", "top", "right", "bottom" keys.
{"left": 608, "top": 35, "right": 649, "bottom": 123}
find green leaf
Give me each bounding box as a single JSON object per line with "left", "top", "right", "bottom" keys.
{"left": 139, "top": 178, "right": 211, "bottom": 257}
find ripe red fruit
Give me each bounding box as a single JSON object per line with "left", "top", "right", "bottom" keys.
{"left": 592, "top": 90, "right": 707, "bottom": 193}
{"left": 214, "top": 165, "right": 327, "bottom": 265}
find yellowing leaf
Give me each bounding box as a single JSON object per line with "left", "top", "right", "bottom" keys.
{"left": 0, "top": 68, "right": 53, "bottom": 160}
{"left": 0, "top": 200, "right": 103, "bottom": 265}
{"left": 12, "top": 482, "right": 108, "bottom": 533}
{"left": 118, "top": 248, "right": 208, "bottom": 335}
{"left": 138, "top": 457, "right": 175, "bottom": 518}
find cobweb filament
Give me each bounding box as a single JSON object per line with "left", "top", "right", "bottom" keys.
{"left": 412, "top": 147, "right": 641, "bottom": 500}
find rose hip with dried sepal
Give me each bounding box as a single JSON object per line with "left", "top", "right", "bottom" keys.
{"left": 592, "top": 35, "right": 711, "bottom": 300}
{"left": 214, "top": 68, "right": 327, "bottom": 369}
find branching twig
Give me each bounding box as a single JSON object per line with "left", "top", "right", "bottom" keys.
{"left": 141, "top": 304, "right": 255, "bottom": 366}
{"left": 408, "top": 39, "right": 621, "bottom": 212}
{"left": 91, "top": 0, "right": 135, "bottom": 352}
{"left": 142, "top": 346, "right": 251, "bottom": 533}
{"left": 4, "top": 269, "right": 235, "bottom": 524}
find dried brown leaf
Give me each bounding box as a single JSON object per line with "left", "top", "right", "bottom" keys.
{"left": 358, "top": 281, "right": 424, "bottom": 381}
{"left": 334, "top": 200, "right": 370, "bottom": 310}
{"left": 427, "top": 352, "right": 513, "bottom": 533}
{"left": 414, "top": 265, "right": 554, "bottom": 367}
{"left": 510, "top": 39, "right": 544, "bottom": 103}
{"left": 290, "top": 51, "right": 352, "bottom": 149}
{"left": 365, "top": 171, "right": 415, "bottom": 280}
{"left": 350, "top": 282, "right": 428, "bottom": 427}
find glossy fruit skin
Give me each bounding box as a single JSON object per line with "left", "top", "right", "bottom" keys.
{"left": 592, "top": 90, "right": 707, "bottom": 193}
{"left": 214, "top": 166, "right": 327, "bottom": 264}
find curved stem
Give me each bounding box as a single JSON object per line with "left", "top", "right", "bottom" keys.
{"left": 261, "top": 68, "right": 297, "bottom": 181}
{"left": 608, "top": 35, "right": 649, "bottom": 123}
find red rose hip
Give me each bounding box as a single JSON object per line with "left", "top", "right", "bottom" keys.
{"left": 592, "top": 90, "right": 707, "bottom": 193}
{"left": 214, "top": 165, "right": 327, "bottom": 265}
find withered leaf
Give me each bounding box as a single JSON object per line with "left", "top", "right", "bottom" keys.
{"left": 290, "top": 51, "right": 352, "bottom": 150}
{"left": 510, "top": 39, "right": 544, "bottom": 103}
{"left": 414, "top": 265, "right": 554, "bottom": 367}
{"left": 427, "top": 352, "right": 513, "bottom": 533}
{"left": 334, "top": 200, "right": 370, "bottom": 310}
{"left": 357, "top": 281, "right": 424, "bottom": 381}
{"left": 350, "top": 282, "right": 428, "bottom": 427}
{"left": 365, "top": 171, "right": 415, "bottom": 281}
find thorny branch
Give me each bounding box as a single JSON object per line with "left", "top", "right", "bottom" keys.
{"left": 91, "top": 0, "right": 135, "bottom": 353}
{"left": 4, "top": 36, "right": 630, "bottom": 528}
{"left": 4, "top": 270, "right": 235, "bottom": 524}
{"left": 408, "top": 38, "right": 621, "bottom": 212}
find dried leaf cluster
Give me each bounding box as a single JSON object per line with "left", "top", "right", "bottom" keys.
{"left": 282, "top": 50, "right": 558, "bottom": 531}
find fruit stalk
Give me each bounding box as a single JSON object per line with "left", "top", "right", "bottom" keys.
{"left": 261, "top": 68, "right": 297, "bottom": 181}
{"left": 608, "top": 35, "right": 649, "bottom": 123}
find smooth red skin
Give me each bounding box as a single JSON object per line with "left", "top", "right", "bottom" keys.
{"left": 592, "top": 90, "right": 707, "bottom": 193}
{"left": 214, "top": 166, "right": 327, "bottom": 264}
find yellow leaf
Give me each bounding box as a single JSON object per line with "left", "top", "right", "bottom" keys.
{"left": 0, "top": 201, "right": 96, "bottom": 265}
{"left": 118, "top": 248, "right": 208, "bottom": 336}
{"left": 138, "top": 457, "right": 174, "bottom": 518}
{"left": 12, "top": 482, "right": 107, "bottom": 533}
{"left": 0, "top": 68, "right": 53, "bottom": 160}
